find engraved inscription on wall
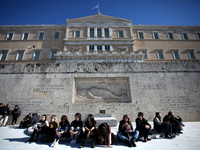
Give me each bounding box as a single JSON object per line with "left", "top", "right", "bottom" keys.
{"left": 74, "top": 77, "right": 131, "bottom": 103}
{"left": 160, "top": 96, "right": 200, "bottom": 111}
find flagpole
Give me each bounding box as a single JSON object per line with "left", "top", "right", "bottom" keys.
{"left": 98, "top": 4, "right": 99, "bottom": 13}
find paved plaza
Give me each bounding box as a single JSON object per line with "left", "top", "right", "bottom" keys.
{"left": 0, "top": 122, "right": 200, "bottom": 150}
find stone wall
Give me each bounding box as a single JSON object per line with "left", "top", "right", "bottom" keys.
{"left": 0, "top": 61, "right": 199, "bottom": 123}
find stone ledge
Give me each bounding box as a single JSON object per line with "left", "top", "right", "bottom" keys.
{"left": 0, "top": 62, "right": 199, "bottom": 74}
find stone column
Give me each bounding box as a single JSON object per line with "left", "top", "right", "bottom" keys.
{"left": 102, "top": 45, "right": 105, "bottom": 51}
{"left": 87, "top": 27, "right": 90, "bottom": 38}
{"left": 109, "top": 28, "right": 112, "bottom": 38}
{"left": 94, "top": 45, "right": 97, "bottom": 51}
{"left": 110, "top": 45, "right": 113, "bottom": 51}
{"left": 65, "top": 27, "right": 69, "bottom": 39}
{"left": 102, "top": 28, "right": 105, "bottom": 38}
{"left": 130, "top": 27, "right": 133, "bottom": 39}
{"left": 94, "top": 27, "right": 97, "bottom": 37}
{"left": 86, "top": 45, "right": 89, "bottom": 51}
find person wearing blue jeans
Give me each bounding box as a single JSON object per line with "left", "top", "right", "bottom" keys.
{"left": 117, "top": 115, "right": 139, "bottom": 147}
{"left": 51, "top": 115, "right": 70, "bottom": 147}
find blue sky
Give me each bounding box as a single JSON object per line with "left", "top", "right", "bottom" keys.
{"left": 0, "top": 0, "right": 200, "bottom": 26}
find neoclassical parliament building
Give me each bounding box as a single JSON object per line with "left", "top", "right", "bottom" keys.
{"left": 0, "top": 12, "right": 200, "bottom": 63}
{"left": 0, "top": 13, "right": 200, "bottom": 122}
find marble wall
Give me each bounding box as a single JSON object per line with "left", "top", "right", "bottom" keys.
{"left": 0, "top": 62, "right": 199, "bottom": 123}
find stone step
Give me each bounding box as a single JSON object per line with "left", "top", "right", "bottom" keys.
{"left": 94, "top": 115, "right": 118, "bottom": 127}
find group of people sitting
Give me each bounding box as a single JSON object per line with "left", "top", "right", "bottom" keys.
{"left": 24, "top": 111, "right": 184, "bottom": 148}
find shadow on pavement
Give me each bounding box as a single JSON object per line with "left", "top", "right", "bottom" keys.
{"left": 4, "top": 137, "right": 29, "bottom": 143}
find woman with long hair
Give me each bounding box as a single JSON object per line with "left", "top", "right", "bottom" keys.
{"left": 117, "top": 115, "right": 139, "bottom": 147}
{"left": 51, "top": 115, "right": 70, "bottom": 147}
{"left": 27, "top": 115, "right": 49, "bottom": 143}
{"left": 80, "top": 114, "right": 96, "bottom": 148}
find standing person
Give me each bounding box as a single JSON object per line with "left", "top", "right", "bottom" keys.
{"left": 70, "top": 113, "right": 83, "bottom": 145}
{"left": 51, "top": 115, "right": 70, "bottom": 147}
{"left": 0, "top": 103, "right": 4, "bottom": 127}
{"left": 117, "top": 115, "right": 139, "bottom": 147}
{"left": 135, "top": 112, "right": 151, "bottom": 142}
{"left": 48, "top": 115, "right": 59, "bottom": 142}
{"left": 26, "top": 115, "right": 49, "bottom": 143}
{"left": 79, "top": 114, "right": 96, "bottom": 148}
{"left": 3, "top": 104, "right": 10, "bottom": 127}
{"left": 11, "top": 105, "right": 21, "bottom": 125}
{"left": 97, "top": 122, "right": 113, "bottom": 148}
{"left": 153, "top": 112, "right": 173, "bottom": 138}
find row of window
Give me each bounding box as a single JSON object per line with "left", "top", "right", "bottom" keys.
{"left": 87, "top": 28, "right": 112, "bottom": 38}
{"left": 0, "top": 50, "right": 57, "bottom": 61}
{"left": 138, "top": 31, "right": 200, "bottom": 40}
{"left": 6, "top": 31, "right": 60, "bottom": 40}
{"left": 74, "top": 28, "right": 122, "bottom": 38}
{"left": 141, "top": 49, "right": 196, "bottom": 60}
{"left": 88, "top": 45, "right": 112, "bottom": 51}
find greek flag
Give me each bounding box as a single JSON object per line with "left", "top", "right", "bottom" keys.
{"left": 92, "top": 4, "right": 99, "bottom": 10}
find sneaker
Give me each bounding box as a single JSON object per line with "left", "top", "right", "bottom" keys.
{"left": 54, "top": 142, "right": 59, "bottom": 147}
{"left": 51, "top": 142, "right": 56, "bottom": 147}
{"left": 165, "top": 135, "right": 172, "bottom": 139}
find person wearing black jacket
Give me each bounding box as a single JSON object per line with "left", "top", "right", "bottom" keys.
{"left": 80, "top": 114, "right": 96, "bottom": 148}
{"left": 19, "top": 113, "right": 32, "bottom": 128}
{"left": 69, "top": 113, "right": 83, "bottom": 145}
{"left": 135, "top": 112, "right": 151, "bottom": 142}
{"left": 164, "top": 111, "right": 180, "bottom": 135}
{"left": 12, "top": 105, "right": 21, "bottom": 125}
{"left": 153, "top": 112, "right": 173, "bottom": 138}
{"left": 3, "top": 104, "right": 10, "bottom": 126}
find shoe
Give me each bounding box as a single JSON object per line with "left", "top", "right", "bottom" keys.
{"left": 147, "top": 138, "right": 151, "bottom": 141}
{"left": 144, "top": 137, "right": 151, "bottom": 142}
{"left": 25, "top": 138, "right": 33, "bottom": 143}
{"left": 170, "top": 134, "right": 176, "bottom": 138}
{"left": 54, "top": 142, "right": 59, "bottom": 147}
{"left": 51, "top": 142, "right": 56, "bottom": 147}
{"left": 178, "top": 131, "right": 183, "bottom": 134}
{"left": 79, "top": 144, "right": 85, "bottom": 148}
{"left": 165, "top": 135, "right": 172, "bottom": 139}
{"left": 131, "top": 138, "right": 137, "bottom": 147}
{"left": 125, "top": 138, "right": 133, "bottom": 147}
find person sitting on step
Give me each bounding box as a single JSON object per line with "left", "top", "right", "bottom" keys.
{"left": 69, "top": 113, "right": 83, "bottom": 145}
{"left": 79, "top": 114, "right": 96, "bottom": 148}
{"left": 117, "top": 114, "right": 139, "bottom": 147}
{"left": 135, "top": 112, "right": 151, "bottom": 142}
{"left": 26, "top": 115, "right": 49, "bottom": 143}
{"left": 51, "top": 115, "right": 70, "bottom": 147}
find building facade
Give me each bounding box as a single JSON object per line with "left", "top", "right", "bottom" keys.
{"left": 0, "top": 13, "right": 199, "bottom": 62}
{"left": 0, "top": 13, "right": 200, "bottom": 122}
